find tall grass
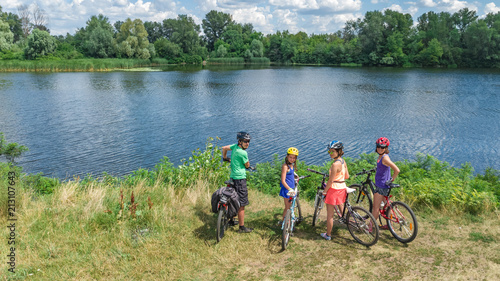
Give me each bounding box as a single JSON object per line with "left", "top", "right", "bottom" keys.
{"left": 248, "top": 152, "right": 499, "bottom": 215}
{"left": 0, "top": 59, "right": 159, "bottom": 72}
{"left": 207, "top": 57, "right": 245, "bottom": 64}
{"left": 1, "top": 161, "right": 499, "bottom": 279}
{"left": 1, "top": 139, "right": 498, "bottom": 220}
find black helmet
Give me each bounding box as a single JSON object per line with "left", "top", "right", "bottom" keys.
{"left": 237, "top": 131, "right": 251, "bottom": 141}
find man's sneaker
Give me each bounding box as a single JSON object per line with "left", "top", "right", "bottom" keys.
{"left": 228, "top": 219, "right": 238, "bottom": 227}
{"left": 320, "top": 233, "right": 331, "bottom": 240}
{"left": 276, "top": 220, "right": 283, "bottom": 227}
{"left": 380, "top": 224, "right": 389, "bottom": 230}
{"left": 238, "top": 226, "right": 253, "bottom": 233}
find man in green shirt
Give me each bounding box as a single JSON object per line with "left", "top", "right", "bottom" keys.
{"left": 222, "top": 132, "right": 252, "bottom": 233}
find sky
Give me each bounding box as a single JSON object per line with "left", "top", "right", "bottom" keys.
{"left": 2, "top": 0, "right": 500, "bottom": 36}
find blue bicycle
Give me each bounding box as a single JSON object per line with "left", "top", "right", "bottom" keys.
{"left": 282, "top": 174, "right": 310, "bottom": 251}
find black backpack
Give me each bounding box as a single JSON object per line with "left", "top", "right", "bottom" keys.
{"left": 211, "top": 186, "right": 240, "bottom": 218}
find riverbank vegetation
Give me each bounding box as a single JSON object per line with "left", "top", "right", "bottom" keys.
{"left": 1, "top": 5, "right": 500, "bottom": 71}
{"left": 0, "top": 137, "right": 499, "bottom": 279}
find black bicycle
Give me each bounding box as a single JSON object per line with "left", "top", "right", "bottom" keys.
{"left": 216, "top": 159, "right": 255, "bottom": 243}
{"left": 308, "top": 168, "right": 379, "bottom": 246}
{"left": 307, "top": 168, "right": 328, "bottom": 226}
{"left": 349, "top": 168, "right": 418, "bottom": 243}
{"left": 216, "top": 179, "right": 234, "bottom": 243}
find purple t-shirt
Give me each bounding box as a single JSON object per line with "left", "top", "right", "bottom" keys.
{"left": 375, "top": 154, "right": 391, "bottom": 189}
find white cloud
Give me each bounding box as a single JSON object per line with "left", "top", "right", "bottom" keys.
{"left": 382, "top": 3, "right": 419, "bottom": 16}
{"left": 115, "top": 0, "right": 128, "bottom": 6}
{"left": 420, "top": 0, "right": 437, "bottom": 7}
{"left": 440, "top": 0, "right": 477, "bottom": 13}
{"left": 485, "top": 2, "right": 500, "bottom": 14}
{"left": 269, "top": 0, "right": 362, "bottom": 13}
{"left": 231, "top": 6, "right": 274, "bottom": 34}
{"left": 273, "top": 9, "right": 300, "bottom": 33}
{"left": 384, "top": 4, "right": 403, "bottom": 12}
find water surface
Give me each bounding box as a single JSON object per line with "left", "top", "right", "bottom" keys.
{"left": 0, "top": 66, "right": 498, "bottom": 178}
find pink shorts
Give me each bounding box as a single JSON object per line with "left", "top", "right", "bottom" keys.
{"left": 325, "top": 188, "right": 346, "bottom": 206}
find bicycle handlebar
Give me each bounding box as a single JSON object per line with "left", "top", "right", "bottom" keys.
{"left": 307, "top": 168, "right": 328, "bottom": 176}
{"left": 355, "top": 168, "right": 376, "bottom": 176}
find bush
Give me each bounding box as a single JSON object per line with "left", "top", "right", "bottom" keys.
{"left": 24, "top": 173, "right": 60, "bottom": 194}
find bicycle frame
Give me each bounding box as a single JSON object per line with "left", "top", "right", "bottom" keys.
{"left": 282, "top": 193, "right": 298, "bottom": 231}
{"left": 282, "top": 175, "right": 309, "bottom": 232}
{"left": 350, "top": 168, "right": 418, "bottom": 243}
{"left": 356, "top": 170, "right": 398, "bottom": 222}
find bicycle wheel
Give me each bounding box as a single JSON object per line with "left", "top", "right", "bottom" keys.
{"left": 312, "top": 191, "right": 324, "bottom": 227}
{"left": 295, "top": 198, "right": 303, "bottom": 225}
{"left": 349, "top": 184, "right": 373, "bottom": 212}
{"left": 346, "top": 206, "right": 379, "bottom": 247}
{"left": 282, "top": 209, "right": 292, "bottom": 250}
{"left": 386, "top": 201, "right": 418, "bottom": 243}
{"left": 216, "top": 208, "right": 229, "bottom": 243}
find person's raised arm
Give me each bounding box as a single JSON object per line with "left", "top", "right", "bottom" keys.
{"left": 382, "top": 155, "right": 400, "bottom": 181}
{"left": 222, "top": 145, "right": 232, "bottom": 161}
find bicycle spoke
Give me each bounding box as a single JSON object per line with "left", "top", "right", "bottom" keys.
{"left": 282, "top": 210, "right": 292, "bottom": 250}
{"left": 387, "top": 201, "right": 418, "bottom": 243}
{"left": 347, "top": 206, "right": 379, "bottom": 247}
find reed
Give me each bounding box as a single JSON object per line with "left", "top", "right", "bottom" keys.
{"left": 0, "top": 58, "right": 158, "bottom": 72}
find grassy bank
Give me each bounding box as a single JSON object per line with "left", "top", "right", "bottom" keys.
{"left": 0, "top": 175, "right": 499, "bottom": 280}
{"left": 0, "top": 58, "right": 170, "bottom": 72}
{"left": 1, "top": 139, "right": 499, "bottom": 279}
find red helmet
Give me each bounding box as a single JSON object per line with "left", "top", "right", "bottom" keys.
{"left": 376, "top": 137, "right": 390, "bottom": 148}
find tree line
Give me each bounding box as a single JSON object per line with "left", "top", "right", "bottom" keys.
{"left": 1, "top": 4, "right": 499, "bottom": 67}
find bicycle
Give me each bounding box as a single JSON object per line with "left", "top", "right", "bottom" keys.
{"left": 216, "top": 159, "right": 256, "bottom": 243}
{"left": 308, "top": 168, "right": 379, "bottom": 246}
{"left": 307, "top": 168, "right": 328, "bottom": 227}
{"left": 349, "top": 168, "right": 418, "bottom": 243}
{"left": 282, "top": 174, "right": 310, "bottom": 251}
{"left": 216, "top": 179, "right": 235, "bottom": 243}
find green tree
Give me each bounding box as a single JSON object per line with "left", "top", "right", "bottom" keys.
{"left": 250, "top": 39, "right": 263, "bottom": 57}
{"left": 0, "top": 6, "right": 23, "bottom": 42}
{"left": 221, "top": 28, "right": 243, "bottom": 56}
{"left": 115, "top": 18, "right": 150, "bottom": 59}
{"left": 358, "top": 11, "right": 385, "bottom": 64}
{"left": 462, "top": 20, "right": 494, "bottom": 67}
{"left": 0, "top": 133, "right": 28, "bottom": 163}
{"left": 144, "top": 21, "right": 163, "bottom": 43}
{"left": 216, "top": 44, "right": 227, "bottom": 58}
{"left": 0, "top": 18, "right": 14, "bottom": 52}
{"left": 24, "top": 28, "right": 56, "bottom": 59}
{"left": 243, "top": 48, "right": 252, "bottom": 61}
{"left": 418, "top": 38, "right": 443, "bottom": 66}
{"left": 453, "top": 8, "right": 478, "bottom": 34}
{"left": 154, "top": 38, "right": 181, "bottom": 60}
{"left": 202, "top": 10, "right": 234, "bottom": 51}
{"left": 163, "top": 15, "right": 201, "bottom": 54}
{"left": 77, "top": 14, "right": 115, "bottom": 58}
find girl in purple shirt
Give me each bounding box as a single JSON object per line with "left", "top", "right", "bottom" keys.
{"left": 372, "top": 137, "right": 400, "bottom": 229}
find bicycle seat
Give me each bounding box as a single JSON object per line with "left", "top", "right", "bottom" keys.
{"left": 346, "top": 187, "right": 356, "bottom": 194}
{"left": 389, "top": 183, "right": 400, "bottom": 189}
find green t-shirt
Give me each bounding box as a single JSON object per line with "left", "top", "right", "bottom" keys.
{"left": 230, "top": 143, "right": 249, "bottom": 180}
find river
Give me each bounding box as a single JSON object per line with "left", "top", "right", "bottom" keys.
{"left": 0, "top": 65, "right": 499, "bottom": 178}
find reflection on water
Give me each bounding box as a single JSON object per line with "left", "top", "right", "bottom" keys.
{"left": 0, "top": 67, "right": 499, "bottom": 178}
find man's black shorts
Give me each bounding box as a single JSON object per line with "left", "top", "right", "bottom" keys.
{"left": 232, "top": 179, "right": 249, "bottom": 207}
